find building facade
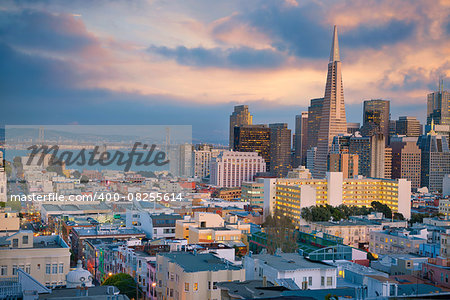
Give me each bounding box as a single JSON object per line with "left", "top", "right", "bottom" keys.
{"left": 229, "top": 105, "right": 253, "bottom": 149}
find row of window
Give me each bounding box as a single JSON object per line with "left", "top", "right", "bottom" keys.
{"left": 0, "top": 264, "right": 63, "bottom": 276}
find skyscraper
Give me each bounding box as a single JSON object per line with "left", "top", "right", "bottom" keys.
{"left": 306, "top": 98, "right": 323, "bottom": 152}
{"left": 395, "top": 116, "right": 422, "bottom": 137}
{"left": 314, "top": 26, "right": 347, "bottom": 178}
{"left": 427, "top": 79, "right": 450, "bottom": 126}
{"left": 417, "top": 124, "right": 450, "bottom": 192}
{"left": 233, "top": 124, "right": 271, "bottom": 172}
{"left": 360, "top": 99, "right": 390, "bottom": 145}
{"left": 294, "top": 112, "right": 308, "bottom": 167}
{"left": 390, "top": 136, "right": 421, "bottom": 189}
{"left": 269, "top": 123, "right": 292, "bottom": 178}
{"left": 229, "top": 105, "right": 253, "bottom": 149}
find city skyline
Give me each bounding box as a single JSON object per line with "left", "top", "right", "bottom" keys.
{"left": 1, "top": 1, "right": 449, "bottom": 143}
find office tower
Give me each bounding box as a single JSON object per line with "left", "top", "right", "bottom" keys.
{"left": 389, "top": 120, "right": 397, "bottom": 138}
{"left": 427, "top": 79, "right": 450, "bottom": 126}
{"left": 233, "top": 124, "right": 271, "bottom": 172}
{"left": 348, "top": 134, "right": 386, "bottom": 178}
{"left": 360, "top": 99, "right": 390, "bottom": 145}
{"left": 241, "top": 179, "right": 265, "bottom": 207}
{"left": 384, "top": 147, "right": 392, "bottom": 179}
{"left": 168, "top": 143, "right": 193, "bottom": 177}
{"left": 395, "top": 116, "right": 422, "bottom": 137}
{"left": 328, "top": 153, "right": 359, "bottom": 178}
{"left": 210, "top": 151, "right": 266, "bottom": 188}
{"left": 315, "top": 26, "right": 347, "bottom": 178}
{"left": 294, "top": 112, "right": 308, "bottom": 167}
{"left": 417, "top": 125, "right": 450, "bottom": 192}
{"left": 193, "top": 148, "right": 221, "bottom": 179}
{"left": 266, "top": 174, "right": 411, "bottom": 221}
{"left": 390, "top": 136, "right": 421, "bottom": 189}
{"left": 306, "top": 147, "right": 317, "bottom": 174}
{"left": 347, "top": 122, "right": 360, "bottom": 135}
{"left": 229, "top": 105, "right": 253, "bottom": 149}
{"left": 306, "top": 98, "right": 323, "bottom": 152}
{"left": 269, "top": 123, "right": 292, "bottom": 178}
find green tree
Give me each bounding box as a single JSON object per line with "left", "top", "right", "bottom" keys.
{"left": 101, "top": 273, "right": 141, "bottom": 299}
{"left": 80, "top": 175, "right": 89, "bottom": 184}
{"left": 371, "top": 201, "right": 392, "bottom": 219}
{"left": 263, "top": 211, "right": 298, "bottom": 254}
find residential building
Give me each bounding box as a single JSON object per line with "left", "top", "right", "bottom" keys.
{"left": 395, "top": 116, "right": 422, "bottom": 137}
{"left": 384, "top": 147, "right": 392, "bottom": 179}
{"left": 156, "top": 252, "right": 244, "bottom": 300}
{"left": 214, "top": 187, "right": 242, "bottom": 201}
{"left": 266, "top": 173, "right": 411, "bottom": 221}
{"left": 369, "top": 228, "right": 428, "bottom": 255}
{"left": 390, "top": 136, "right": 421, "bottom": 189}
{"left": 371, "top": 254, "right": 428, "bottom": 276}
{"left": 422, "top": 257, "right": 450, "bottom": 289}
{"left": 230, "top": 105, "right": 253, "bottom": 149}
{"left": 244, "top": 252, "right": 337, "bottom": 290}
{"left": 315, "top": 26, "right": 348, "bottom": 178}
{"left": 269, "top": 123, "right": 292, "bottom": 177}
{"left": 0, "top": 231, "right": 70, "bottom": 287}
{"left": 193, "top": 148, "right": 221, "bottom": 179}
{"left": 210, "top": 151, "right": 266, "bottom": 188}
{"left": 241, "top": 179, "right": 264, "bottom": 207}
{"left": 0, "top": 208, "right": 20, "bottom": 236}
{"left": 294, "top": 112, "right": 308, "bottom": 167}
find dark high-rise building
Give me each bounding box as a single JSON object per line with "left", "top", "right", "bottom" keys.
{"left": 306, "top": 98, "right": 323, "bottom": 152}
{"left": 360, "top": 99, "right": 390, "bottom": 145}
{"left": 427, "top": 79, "right": 450, "bottom": 126}
{"left": 233, "top": 124, "right": 270, "bottom": 172}
{"left": 395, "top": 116, "right": 422, "bottom": 137}
{"left": 269, "top": 123, "right": 292, "bottom": 178}
{"left": 229, "top": 105, "right": 253, "bottom": 149}
{"left": 294, "top": 112, "right": 308, "bottom": 167}
{"left": 315, "top": 26, "right": 347, "bottom": 178}
{"left": 417, "top": 126, "right": 450, "bottom": 192}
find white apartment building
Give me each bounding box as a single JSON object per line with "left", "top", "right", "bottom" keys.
{"left": 210, "top": 151, "right": 266, "bottom": 188}
{"left": 244, "top": 252, "right": 337, "bottom": 290}
{"left": 156, "top": 252, "right": 244, "bottom": 300}
{"left": 193, "top": 148, "right": 221, "bottom": 179}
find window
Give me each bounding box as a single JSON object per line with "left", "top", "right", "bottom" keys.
{"left": 25, "top": 264, "right": 31, "bottom": 274}
{"left": 321, "top": 276, "right": 325, "bottom": 286}
{"left": 46, "top": 264, "right": 51, "bottom": 274}
{"left": 194, "top": 283, "right": 198, "bottom": 291}
{"left": 52, "top": 264, "right": 58, "bottom": 274}
{"left": 327, "top": 277, "right": 333, "bottom": 286}
{"left": 170, "top": 288, "right": 173, "bottom": 297}
{"left": 1, "top": 266, "right": 7, "bottom": 276}
{"left": 185, "top": 283, "right": 189, "bottom": 291}
{"left": 12, "top": 265, "right": 18, "bottom": 275}
{"left": 213, "top": 282, "right": 218, "bottom": 290}
{"left": 59, "top": 263, "right": 64, "bottom": 273}
{"left": 22, "top": 236, "right": 29, "bottom": 245}
{"left": 12, "top": 239, "right": 18, "bottom": 247}
{"left": 208, "top": 281, "right": 211, "bottom": 290}
{"left": 308, "top": 277, "right": 312, "bottom": 286}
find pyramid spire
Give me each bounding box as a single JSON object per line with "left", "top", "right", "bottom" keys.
{"left": 329, "top": 25, "right": 340, "bottom": 62}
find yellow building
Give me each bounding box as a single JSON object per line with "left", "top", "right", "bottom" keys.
{"left": 175, "top": 212, "right": 250, "bottom": 244}
{"left": 0, "top": 231, "right": 70, "bottom": 287}
{"left": 266, "top": 172, "right": 411, "bottom": 222}
{"left": 0, "top": 208, "right": 20, "bottom": 236}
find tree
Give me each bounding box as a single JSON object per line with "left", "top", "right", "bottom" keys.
{"left": 102, "top": 273, "right": 141, "bottom": 299}
{"left": 393, "top": 212, "right": 405, "bottom": 220}
{"left": 371, "top": 201, "right": 392, "bottom": 219}
{"left": 263, "top": 211, "right": 298, "bottom": 254}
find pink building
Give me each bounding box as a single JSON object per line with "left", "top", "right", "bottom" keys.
{"left": 422, "top": 257, "right": 450, "bottom": 288}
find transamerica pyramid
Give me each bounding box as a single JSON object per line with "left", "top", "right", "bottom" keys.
{"left": 313, "top": 25, "right": 347, "bottom": 178}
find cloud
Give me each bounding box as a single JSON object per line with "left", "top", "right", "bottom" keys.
{"left": 148, "top": 45, "right": 286, "bottom": 69}
{"left": 0, "top": 9, "right": 100, "bottom": 54}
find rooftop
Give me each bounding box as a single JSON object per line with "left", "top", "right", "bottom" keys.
{"left": 158, "top": 252, "right": 241, "bottom": 272}
{"left": 251, "top": 253, "right": 336, "bottom": 271}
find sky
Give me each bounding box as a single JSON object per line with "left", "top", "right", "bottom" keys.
{"left": 1, "top": 0, "right": 449, "bottom": 144}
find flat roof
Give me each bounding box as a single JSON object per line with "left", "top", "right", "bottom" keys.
{"left": 159, "top": 252, "right": 241, "bottom": 272}
{"left": 251, "top": 253, "right": 336, "bottom": 271}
